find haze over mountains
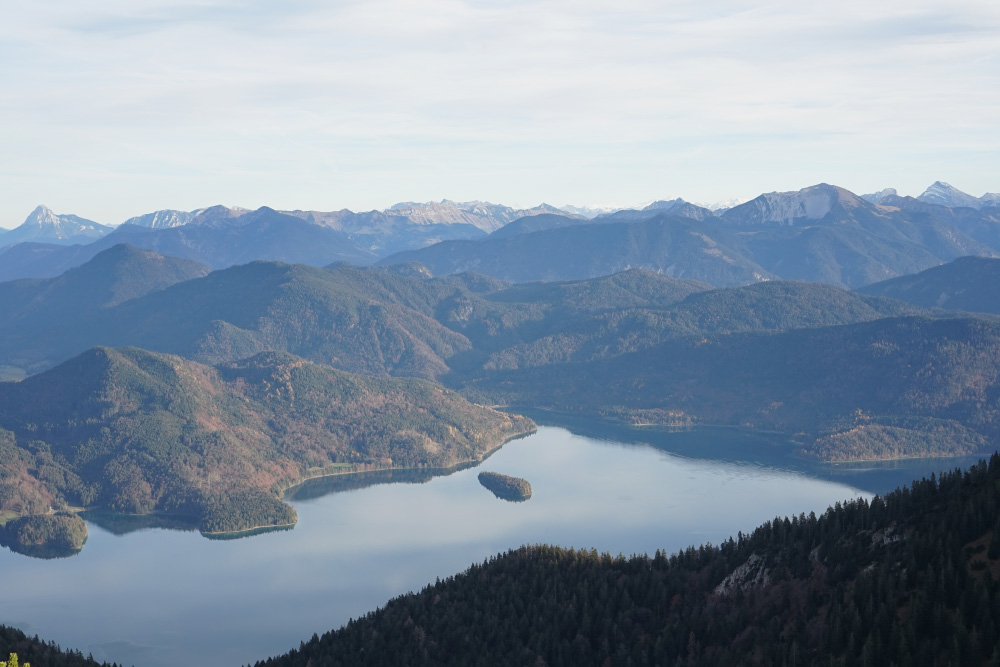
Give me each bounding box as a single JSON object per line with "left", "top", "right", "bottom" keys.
{"left": 3, "top": 181, "right": 998, "bottom": 287}
{"left": 6, "top": 240, "right": 1000, "bottom": 466}
{"left": 3, "top": 180, "right": 1000, "bottom": 478}
{"left": 380, "top": 183, "right": 1000, "bottom": 288}
{"left": 6, "top": 182, "right": 1000, "bottom": 667}
{"left": 0, "top": 205, "right": 113, "bottom": 247}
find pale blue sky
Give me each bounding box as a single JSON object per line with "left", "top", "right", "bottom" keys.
{"left": 1, "top": 0, "right": 998, "bottom": 228}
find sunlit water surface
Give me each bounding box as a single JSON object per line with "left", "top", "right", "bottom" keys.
{"left": 0, "top": 422, "right": 981, "bottom": 667}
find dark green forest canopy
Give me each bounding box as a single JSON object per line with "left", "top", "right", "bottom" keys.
{"left": 477, "top": 471, "right": 532, "bottom": 501}
{"left": 0, "top": 252, "right": 927, "bottom": 380}
{"left": 0, "top": 346, "right": 533, "bottom": 538}
{"left": 0, "top": 627, "right": 114, "bottom": 667}
{"left": 860, "top": 255, "right": 1000, "bottom": 314}
{"left": 463, "top": 315, "right": 1000, "bottom": 461}
{"left": 255, "top": 453, "right": 1000, "bottom": 667}
{"left": 0, "top": 252, "right": 996, "bottom": 471}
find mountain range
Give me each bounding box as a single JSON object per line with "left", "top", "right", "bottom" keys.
{"left": 4, "top": 182, "right": 998, "bottom": 288}
{"left": 380, "top": 183, "right": 1000, "bottom": 288}
{"left": 0, "top": 244, "right": 925, "bottom": 379}
{"left": 9, "top": 243, "right": 1000, "bottom": 465}
{"left": 0, "top": 207, "right": 376, "bottom": 281}
{"left": 0, "top": 205, "right": 113, "bottom": 247}
{"left": 4, "top": 237, "right": 1000, "bottom": 554}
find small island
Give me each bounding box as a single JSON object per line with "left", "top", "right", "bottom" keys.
{"left": 478, "top": 471, "right": 532, "bottom": 502}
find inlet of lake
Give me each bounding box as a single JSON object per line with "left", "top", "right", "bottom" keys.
{"left": 0, "top": 417, "right": 986, "bottom": 667}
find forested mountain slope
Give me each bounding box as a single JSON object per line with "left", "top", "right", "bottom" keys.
{"left": 461, "top": 316, "right": 1000, "bottom": 461}
{"left": 255, "top": 454, "right": 1000, "bottom": 667}
{"left": 860, "top": 255, "right": 1000, "bottom": 314}
{"left": 379, "top": 215, "right": 776, "bottom": 286}
{"left": 0, "top": 346, "right": 532, "bottom": 537}
{"left": 2, "top": 253, "right": 992, "bottom": 463}
{"left": 0, "top": 253, "right": 925, "bottom": 380}
{"left": 0, "top": 626, "right": 113, "bottom": 667}
{"left": 0, "top": 244, "right": 208, "bottom": 326}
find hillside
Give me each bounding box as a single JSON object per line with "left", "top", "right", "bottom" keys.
{"left": 379, "top": 215, "right": 776, "bottom": 286}
{"left": 474, "top": 280, "right": 923, "bottom": 373}
{"left": 860, "top": 255, "right": 1000, "bottom": 314}
{"left": 462, "top": 316, "right": 1000, "bottom": 461}
{"left": 254, "top": 454, "right": 1000, "bottom": 667}
{"left": 0, "top": 346, "right": 533, "bottom": 542}
{"left": 0, "top": 261, "right": 761, "bottom": 377}
{"left": 0, "top": 244, "right": 209, "bottom": 322}
{"left": 0, "top": 260, "right": 474, "bottom": 377}
{"left": 0, "top": 259, "right": 929, "bottom": 393}
{"left": 4, "top": 255, "right": 991, "bottom": 464}
{"left": 488, "top": 213, "right": 594, "bottom": 238}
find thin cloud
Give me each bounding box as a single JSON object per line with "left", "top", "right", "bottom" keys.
{"left": 1, "top": 0, "right": 998, "bottom": 224}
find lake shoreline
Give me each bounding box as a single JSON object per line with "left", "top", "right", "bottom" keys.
{"left": 501, "top": 405, "right": 993, "bottom": 465}
{"left": 15, "top": 421, "right": 542, "bottom": 544}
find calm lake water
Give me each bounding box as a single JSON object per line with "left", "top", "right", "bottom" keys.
{"left": 0, "top": 421, "right": 984, "bottom": 667}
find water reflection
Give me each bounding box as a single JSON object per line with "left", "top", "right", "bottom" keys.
{"left": 513, "top": 409, "right": 991, "bottom": 497}
{"left": 0, "top": 422, "right": 988, "bottom": 667}
{"left": 79, "top": 511, "right": 199, "bottom": 536}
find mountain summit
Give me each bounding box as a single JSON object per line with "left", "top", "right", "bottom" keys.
{"left": 384, "top": 200, "right": 566, "bottom": 233}
{"left": 720, "top": 183, "right": 868, "bottom": 225}
{"left": 860, "top": 188, "right": 898, "bottom": 204}
{"left": 917, "top": 181, "right": 1000, "bottom": 209}
{"left": 1, "top": 205, "right": 112, "bottom": 247}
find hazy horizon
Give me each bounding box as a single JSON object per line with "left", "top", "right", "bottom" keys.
{"left": 2, "top": 1, "right": 998, "bottom": 228}
{"left": 1, "top": 180, "right": 994, "bottom": 231}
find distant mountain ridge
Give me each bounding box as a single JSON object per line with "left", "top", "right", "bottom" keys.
{"left": 379, "top": 214, "right": 776, "bottom": 286}
{"left": 378, "top": 183, "right": 1000, "bottom": 288}
{"left": 918, "top": 181, "right": 1000, "bottom": 209}
{"left": 720, "top": 184, "right": 866, "bottom": 225}
{"left": 0, "top": 205, "right": 113, "bottom": 248}
{"left": 0, "top": 207, "right": 376, "bottom": 281}
{"left": 384, "top": 200, "right": 569, "bottom": 232}
{"left": 4, "top": 182, "right": 998, "bottom": 287}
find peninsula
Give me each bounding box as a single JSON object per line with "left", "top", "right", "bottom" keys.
{"left": 0, "top": 347, "right": 535, "bottom": 550}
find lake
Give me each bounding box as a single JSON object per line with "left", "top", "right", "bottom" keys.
{"left": 0, "top": 421, "right": 982, "bottom": 667}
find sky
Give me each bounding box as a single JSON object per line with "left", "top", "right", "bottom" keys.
{"left": 1, "top": 0, "right": 998, "bottom": 228}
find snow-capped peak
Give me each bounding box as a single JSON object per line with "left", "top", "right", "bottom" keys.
{"left": 642, "top": 198, "right": 687, "bottom": 212}
{"left": 918, "top": 181, "right": 999, "bottom": 209}
{"left": 860, "top": 188, "right": 898, "bottom": 205}
{"left": 1, "top": 205, "right": 111, "bottom": 246}
{"left": 721, "top": 184, "right": 859, "bottom": 225}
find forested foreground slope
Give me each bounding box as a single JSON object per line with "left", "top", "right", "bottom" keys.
{"left": 255, "top": 454, "right": 1000, "bottom": 667}
{"left": 0, "top": 627, "right": 114, "bottom": 667}
{"left": 0, "top": 346, "right": 533, "bottom": 537}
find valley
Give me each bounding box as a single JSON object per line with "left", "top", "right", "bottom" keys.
{"left": 2, "top": 182, "right": 1000, "bottom": 666}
